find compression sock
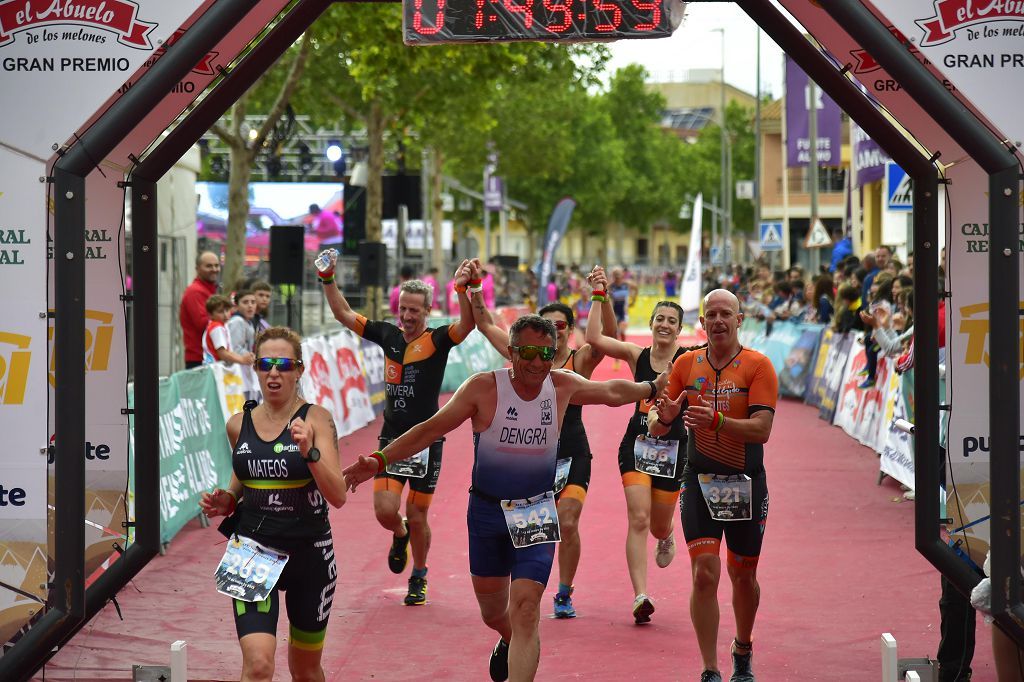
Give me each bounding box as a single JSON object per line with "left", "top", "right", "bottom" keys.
{"left": 412, "top": 566, "right": 428, "bottom": 579}
{"left": 557, "top": 583, "right": 573, "bottom": 596}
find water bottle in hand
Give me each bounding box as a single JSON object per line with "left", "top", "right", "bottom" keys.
{"left": 315, "top": 248, "right": 338, "bottom": 274}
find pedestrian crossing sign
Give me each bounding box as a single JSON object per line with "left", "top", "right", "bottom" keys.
{"left": 759, "top": 222, "right": 783, "bottom": 252}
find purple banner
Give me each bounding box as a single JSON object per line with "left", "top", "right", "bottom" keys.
{"left": 484, "top": 174, "right": 504, "bottom": 211}
{"left": 785, "top": 56, "right": 842, "bottom": 167}
{"left": 851, "top": 121, "right": 889, "bottom": 187}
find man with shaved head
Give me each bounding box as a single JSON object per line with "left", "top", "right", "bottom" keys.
{"left": 649, "top": 289, "right": 779, "bottom": 682}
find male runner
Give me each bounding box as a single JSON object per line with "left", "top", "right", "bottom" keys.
{"left": 319, "top": 253, "right": 475, "bottom": 605}
{"left": 467, "top": 259, "right": 617, "bottom": 618}
{"left": 343, "top": 315, "right": 669, "bottom": 682}
{"left": 608, "top": 268, "right": 637, "bottom": 368}
{"left": 649, "top": 289, "right": 778, "bottom": 682}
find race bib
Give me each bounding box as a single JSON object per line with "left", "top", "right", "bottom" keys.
{"left": 501, "top": 491, "right": 561, "bottom": 548}
{"left": 553, "top": 458, "right": 572, "bottom": 494}
{"left": 214, "top": 535, "right": 289, "bottom": 602}
{"left": 386, "top": 446, "right": 429, "bottom": 479}
{"left": 697, "top": 474, "right": 753, "bottom": 521}
{"left": 634, "top": 435, "right": 680, "bottom": 479}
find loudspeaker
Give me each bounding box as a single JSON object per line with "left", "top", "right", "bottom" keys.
{"left": 341, "top": 185, "right": 366, "bottom": 256}
{"left": 492, "top": 254, "right": 520, "bottom": 269}
{"left": 382, "top": 174, "right": 422, "bottom": 220}
{"left": 358, "top": 241, "right": 388, "bottom": 288}
{"left": 270, "top": 225, "right": 305, "bottom": 285}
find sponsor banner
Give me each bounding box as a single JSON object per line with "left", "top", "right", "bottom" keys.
{"left": 209, "top": 362, "right": 261, "bottom": 424}
{"left": 536, "top": 198, "right": 575, "bottom": 307}
{"left": 784, "top": 55, "right": 842, "bottom": 167}
{"left": 818, "top": 331, "right": 855, "bottom": 423}
{"left": 804, "top": 326, "right": 837, "bottom": 408}
{"left": 0, "top": 0, "right": 206, "bottom": 159}
{"left": 880, "top": 370, "right": 915, "bottom": 490}
{"left": 359, "top": 338, "right": 386, "bottom": 416}
{"left": 851, "top": 120, "right": 890, "bottom": 187}
{"left": 737, "top": 319, "right": 824, "bottom": 398}
{"left": 871, "top": 0, "right": 1024, "bottom": 146}
{"left": 833, "top": 342, "right": 895, "bottom": 448}
{"left": 324, "top": 331, "right": 374, "bottom": 436}
{"left": 681, "top": 194, "right": 703, "bottom": 316}
{"left": 148, "top": 368, "right": 231, "bottom": 544}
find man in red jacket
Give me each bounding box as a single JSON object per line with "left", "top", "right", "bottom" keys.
{"left": 179, "top": 251, "right": 220, "bottom": 368}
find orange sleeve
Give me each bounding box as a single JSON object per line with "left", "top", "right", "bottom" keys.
{"left": 748, "top": 354, "right": 779, "bottom": 411}
{"left": 666, "top": 351, "right": 693, "bottom": 401}
{"left": 352, "top": 314, "right": 368, "bottom": 337}
{"left": 447, "top": 323, "right": 466, "bottom": 344}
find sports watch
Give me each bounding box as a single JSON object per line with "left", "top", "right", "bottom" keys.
{"left": 303, "top": 447, "right": 321, "bottom": 464}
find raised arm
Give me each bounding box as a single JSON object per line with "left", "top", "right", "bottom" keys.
{"left": 450, "top": 259, "right": 476, "bottom": 341}
{"left": 469, "top": 260, "right": 511, "bottom": 360}
{"left": 317, "top": 251, "right": 362, "bottom": 331}
{"left": 556, "top": 368, "right": 667, "bottom": 407}
{"left": 584, "top": 266, "right": 642, "bottom": 364}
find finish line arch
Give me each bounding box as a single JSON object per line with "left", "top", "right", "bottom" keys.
{"left": 0, "top": 1, "right": 1018, "bottom": 678}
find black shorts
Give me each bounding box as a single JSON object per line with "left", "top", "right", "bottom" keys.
{"left": 233, "top": 531, "right": 337, "bottom": 648}
{"left": 680, "top": 468, "right": 769, "bottom": 559}
{"left": 555, "top": 431, "right": 591, "bottom": 498}
{"left": 376, "top": 437, "right": 443, "bottom": 495}
{"left": 618, "top": 437, "right": 685, "bottom": 493}
{"left": 555, "top": 455, "right": 591, "bottom": 501}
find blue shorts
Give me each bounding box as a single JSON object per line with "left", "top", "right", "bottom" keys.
{"left": 467, "top": 495, "right": 555, "bottom": 585}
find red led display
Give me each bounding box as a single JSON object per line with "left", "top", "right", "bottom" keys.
{"left": 404, "top": 0, "right": 682, "bottom": 44}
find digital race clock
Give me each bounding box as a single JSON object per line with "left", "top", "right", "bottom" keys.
{"left": 403, "top": 0, "right": 687, "bottom": 44}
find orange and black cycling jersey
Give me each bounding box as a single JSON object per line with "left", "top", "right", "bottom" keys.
{"left": 353, "top": 315, "right": 465, "bottom": 437}
{"left": 666, "top": 347, "right": 778, "bottom": 476}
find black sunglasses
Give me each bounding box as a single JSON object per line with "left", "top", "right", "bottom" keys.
{"left": 256, "top": 357, "right": 303, "bottom": 372}
{"left": 511, "top": 345, "right": 556, "bottom": 362}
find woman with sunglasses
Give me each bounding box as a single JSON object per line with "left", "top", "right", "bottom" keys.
{"left": 585, "top": 266, "right": 696, "bottom": 625}
{"left": 199, "top": 326, "right": 347, "bottom": 682}
{"left": 469, "top": 259, "right": 617, "bottom": 619}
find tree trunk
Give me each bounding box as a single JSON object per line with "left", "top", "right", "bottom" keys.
{"left": 364, "top": 101, "right": 385, "bottom": 319}
{"left": 224, "top": 145, "right": 253, "bottom": 292}
{"left": 431, "top": 147, "right": 445, "bottom": 278}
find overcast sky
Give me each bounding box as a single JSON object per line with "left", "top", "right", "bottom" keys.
{"left": 604, "top": 2, "right": 790, "bottom": 100}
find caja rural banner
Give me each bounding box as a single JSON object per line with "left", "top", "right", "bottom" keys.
{"left": 0, "top": 148, "right": 50, "bottom": 648}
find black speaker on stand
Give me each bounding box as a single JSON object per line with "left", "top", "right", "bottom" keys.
{"left": 270, "top": 225, "right": 306, "bottom": 329}
{"left": 358, "top": 241, "right": 388, "bottom": 288}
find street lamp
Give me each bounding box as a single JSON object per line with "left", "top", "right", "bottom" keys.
{"left": 712, "top": 27, "right": 730, "bottom": 265}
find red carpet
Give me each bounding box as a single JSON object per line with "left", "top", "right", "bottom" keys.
{"left": 37, "top": 336, "right": 995, "bottom": 680}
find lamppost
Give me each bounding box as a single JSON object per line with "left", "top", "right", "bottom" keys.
{"left": 713, "top": 27, "right": 730, "bottom": 266}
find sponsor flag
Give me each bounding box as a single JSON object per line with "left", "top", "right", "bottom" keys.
{"left": 536, "top": 198, "right": 575, "bottom": 306}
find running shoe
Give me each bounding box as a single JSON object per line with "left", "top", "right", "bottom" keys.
{"left": 858, "top": 378, "right": 876, "bottom": 390}
{"left": 700, "top": 671, "right": 723, "bottom": 682}
{"left": 655, "top": 532, "right": 677, "bottom": 568}
{"left": 404, "top": 575, "right": 427, "bottom": 605}
{"left": 489, "top": 638, "right": 510, "bottom": 682}
{"left": 632, "top": 593, "right": 655, "bottom": 624}
{"left": 553, "top": 589, "right": 576, "bottom": 618}
{"left": 388, "top": 518, "right": 410, "bottom": 574}
{"left": 730, "top": 641, "right": 754, "bottom": 682}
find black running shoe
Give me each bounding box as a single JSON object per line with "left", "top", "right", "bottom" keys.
{"left": 404, "top": 575, "right": 427, "bottom": 606}
{"left": 388, "top": 518, "right": 410, "bottom": 574}
{"left": 489, "top": 639, "right": 509, "bottom": 682}
{"left": 700, "top": 671, "right": 723, "bottom": 682}
{"left": 730, "top": 644, "right": 754, "bottom": 682}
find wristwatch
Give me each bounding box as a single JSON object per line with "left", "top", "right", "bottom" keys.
{"left": 303, "top": 447, "right": 321, "bottom": 464}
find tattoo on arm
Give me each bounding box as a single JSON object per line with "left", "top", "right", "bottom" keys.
{"left": 329, "top": 417, "right": 338, "bottom": 445}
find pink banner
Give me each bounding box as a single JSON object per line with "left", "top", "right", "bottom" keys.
{"left": 917, "top": 0, "right": 1024, "bottom": 46}
{"left": 0, "top": 0, "right": 156, "bottom": 48}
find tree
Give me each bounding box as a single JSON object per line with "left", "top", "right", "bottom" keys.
{"left": 211, "top": 33, "right": 311, "bottom": 291}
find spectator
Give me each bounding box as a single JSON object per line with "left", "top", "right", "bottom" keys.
{"left": 809, "top": 274, "right": 835, "bottom": 325}
{"left": 202, "top": 295, "right": 254, "bottom": 366}
{"left": 249, "top": 280, "right": 273, "bottom": 332}
{"left": 421, "top": 267, "right": 439, "bottom": 308}
{"left": 857, "top": 272, "right": 894, "bottom": 389}
{"left": 833, "top": 284, "right": 864, "bottom": 333}
{"left": 664, "top": 271, "right": 679, "bottom": 297}
{"left": 228, "top": 289, "right": 257, "bottom": 354}
{"left": 903, "top": 251, "right": 914, "bottom": 278}
{"left": 310, "top": 204, "right": 342, "bottom": 252}
{"left": 863, "top": 247, "right": 891, "bottom": 303}
{"left": 872, "top": 287, "right": 914, "bottom": 359}
{"left": 829, "top": 227, "right": 853, "bottom": 273}
{"left": 179, "top": 250, "right": 220, "bottom": 369}
{"left": 481, "top": 261, "right": 497, "bottom": 309}
{"left": 546, "top": 275, "right": 559, "bottom": 304}
{"left": 772, "top": 281, "right": 803, "bottom": 321}
{"left": 389, "top": 265, "right": 415, "bottom": 317}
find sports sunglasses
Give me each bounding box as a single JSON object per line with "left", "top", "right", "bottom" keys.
{"left": 511, "top": 345, "right": 556, "bottom": 362}
{"left": 256, "top": 357, "right": 303, "bottom": 372}
{"left": 551, "top": 320, "right": 569, "bottom": 330}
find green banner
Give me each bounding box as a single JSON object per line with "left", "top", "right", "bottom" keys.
{"left": 130, "top": 367, "right": 234, "bottom": 544}
{"left": 433, "top": 317, "right": 508, "bottom": 393}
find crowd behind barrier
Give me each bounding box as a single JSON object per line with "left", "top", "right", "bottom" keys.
{"left": 738, "top": 318, "right": 917, "bottom": 491}
{"left": 129, "top": 314, "right": 512, "bottom": 545}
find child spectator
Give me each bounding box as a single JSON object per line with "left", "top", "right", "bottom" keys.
{"left": 202, "top": 295, "right": 255, "bottom": 366}
{"left": 228, "top": 289, "right": 257, "bottom": 354}
{"left": 833, "top": 283, "right": 864, "bottom": 334}
{"left": 809, "top": 274, "right": 835, "bottom": 324}
{"left": 249, "top": 280, "right": 273, "bottom": 331}
{"left": 857, "top": 272, "right": 895, "bottom": 388}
